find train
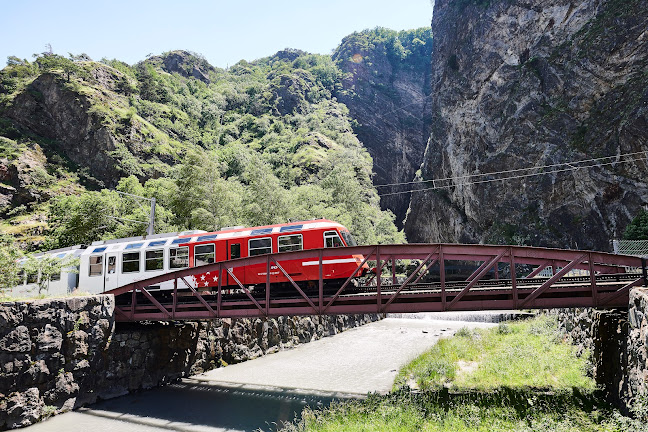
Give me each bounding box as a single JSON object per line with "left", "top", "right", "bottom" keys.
{"left": 11, "top": 219, "right": 366, "bottom": 297}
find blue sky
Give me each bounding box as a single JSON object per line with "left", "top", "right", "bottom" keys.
{"left": 1, "top": 1, "right": 433, "bottom": 68}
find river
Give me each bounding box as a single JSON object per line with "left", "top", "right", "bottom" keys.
{"left": 23, "top": 314, "right": 499, "bottom": 432}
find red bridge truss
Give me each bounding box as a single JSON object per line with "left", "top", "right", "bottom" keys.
{"left": 105, "top": 244, "right": 647, "bottom": 322}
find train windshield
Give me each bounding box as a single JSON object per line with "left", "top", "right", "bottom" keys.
{"left": 340, "top": 230, "right": 357, "bottom": 247}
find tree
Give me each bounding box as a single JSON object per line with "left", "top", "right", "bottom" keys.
{"left": 624, "top": 210, "right": 648, "bottom": 240}
{"left": 0, "top": 235, "right": 23, "bottom": 292}
{"left": 22, "top": 254, "right": 79, "bottom": 294}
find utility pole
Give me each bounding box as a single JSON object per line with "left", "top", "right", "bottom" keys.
{"left": 111, "top": 191, "right": 157, "bottom": 236}
{"left": 148, "top": 197, "right": 156, "bottom": 236}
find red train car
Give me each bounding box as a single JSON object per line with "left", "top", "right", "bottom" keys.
{"left": 173, "top": 219, "right": 366, "bottom": 291}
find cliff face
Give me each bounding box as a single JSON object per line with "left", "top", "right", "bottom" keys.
{"left": 405, "top": 0, "right": 648, "bottom": 250}
{"left": 333, "top": 29, "right": 433, "bottom": 226}
{"left": 6, "top": 73, "right": 122, "bottom": 187}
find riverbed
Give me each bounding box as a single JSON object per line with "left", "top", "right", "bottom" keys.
{"left": 22, "top": 315, "right": 497, "bottom": 432}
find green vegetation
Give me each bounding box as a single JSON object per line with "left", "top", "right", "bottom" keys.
{"left": 281, "top": 316, "right": 645, "bottom": 432}
{"left": 394, "top": 316, "right": 593, "bottom": 391}
{"left": 624, "top": 209, "right": 648, "bottom": 240}
{"left": 0, "top": 34, "right": 433, "bottom": 248}
{"left": 0, "top": 235, "right": 22, "bottom": 290}
{"left": 334, "top": 27, "right": 433, "bottom": 73}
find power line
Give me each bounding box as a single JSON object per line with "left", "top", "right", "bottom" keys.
{"left": 377, "top": 151, "right": 648, "bottom": 197}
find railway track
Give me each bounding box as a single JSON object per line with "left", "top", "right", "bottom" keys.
{"left": 116, "top": 272, "right": 640, "bottom": 307}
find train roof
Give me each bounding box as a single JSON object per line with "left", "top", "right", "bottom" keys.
{"left": 77, "top": 219, "right": 345, "bottom": 254}
{"left": 176, "top": 219, "right": 344, "bottom": 240}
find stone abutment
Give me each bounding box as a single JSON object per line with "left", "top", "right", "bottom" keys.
{"left": 0, "top": 295, "right": 378, "bottom": 429}
{"left": 551, "top": 287, "right": 648, "bottom": 420}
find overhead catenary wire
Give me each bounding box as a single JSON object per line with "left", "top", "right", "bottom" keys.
{"left": 377, "top": 151, "right": 648, "bottom": 197}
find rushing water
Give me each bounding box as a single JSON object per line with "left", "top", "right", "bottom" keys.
{"left": 23, "top": 316, "right": 499, "bottom": 432}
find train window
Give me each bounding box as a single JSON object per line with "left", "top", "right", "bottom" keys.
{"left": 324, "top": 231, "right": 344, "bottom": 248}
{"left": 195, "top": 244, "right": 215, "bottom": 266}
{"left": 251, "top": 228, "right": 273, "bottom": 236}
{"left": 147, "top": 240, "right": 167, "bottom": 248}
{"left": 197, "top": 234, "right": 219, "bottom": 242}
{"left": 107, "top": 256, "right": 116, "bottom": 274}
{"left": 230, "top": 243, "right": 241, "bottom": 259}
{"left": 122, "top": 252, "right": 140, "bottom": 273}
{"left": 89, "top": 255, "right": 103, "bottom": 277}
{"left": 280, "top": 224, "right": 302, "bottom": 233}
{"left": 249, "top": 238, "right": 272, "bottom": 256}
{"left": 169, "top": 247, "right": 189, "bottom": 269}
{"left": 278, "top": 234, "right": 303, "bottom": 252}
{"left": 145, "top": 249, "right": 164, "bottom": 271}
{"left": 27, "top": 272, "right": 38, "bottom": 284}
{"left": 340, "top": 230, "right": 357, "bottom": 247}
{"left": 50, "top": 272, "right": 61, "bottom": 282}
{"left": 125, "top": 243, "right": 144, "bottom": 250}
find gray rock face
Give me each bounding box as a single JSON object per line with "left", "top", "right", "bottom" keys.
{"left": 334, "top": 31, "right": 433, "bottom": 226}
{"left": 406, "top": 0, "right": 648, "bottom": 250}
{"left": 154, "top": 50, "right": 216, "bottom": 84}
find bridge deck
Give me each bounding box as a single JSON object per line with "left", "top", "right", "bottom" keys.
{"left": 106, "top": 244, "right": 646, "bottom": 321}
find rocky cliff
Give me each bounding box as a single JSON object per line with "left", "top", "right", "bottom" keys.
{"left": 333, "top": 28, "right": 433, "bottom": 226}
{"left": 405, "top": 0, "right": 648, "bottom": 250}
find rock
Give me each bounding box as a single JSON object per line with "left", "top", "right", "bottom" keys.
{"left": 333, "top": 29, "right": 433, "bottom": 225}
{"left": 2, "top": 388, "right": 44, "bottom": 429}
{"left": 146, "top": 50, "right": 216, "bottom": 84}
{"left": 36, "top": 324, "right": 62, "bottom": 352}
{"left": 406, "top": 0, "right": 648, "bottom": 250}
{"left": 0, "top": 326, "right": 32, "bottom": 353}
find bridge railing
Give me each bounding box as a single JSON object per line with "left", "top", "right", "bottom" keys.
{"left": 106, "top": 244, "right": 646, "bottom": 321}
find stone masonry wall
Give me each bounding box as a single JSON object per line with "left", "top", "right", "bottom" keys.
{"left": 0, "top": 295, "right": 379, "bottom": 429}
{"left": 551, "top": 287, "right": 648, "bottom": 419}
{"left": 627, "top": 288, "right": 648, "bottom": 418}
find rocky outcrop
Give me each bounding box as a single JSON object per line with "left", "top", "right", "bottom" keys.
{"left": 146, "top": 50, "right": 217, "bottom": 84}
{"left": 333, "top": 29, "right": 433, "bottom": 226}
{"left": 406, "top": 0, "right": 648, "bottom": 250}
{"left": 4, "top": 73, "right": 121, "bottom": 188}
{"left": 0, "top": 295, "right": 379, "bottom": 429}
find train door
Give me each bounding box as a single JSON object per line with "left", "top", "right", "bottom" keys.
{"left": 104, "top": 254, "right": 119, "bottom": 291}
{"left": 225, "top": 241, "right": 241, "bottom": 286}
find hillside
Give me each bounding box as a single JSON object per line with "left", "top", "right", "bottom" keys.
{"left": 0, "top": 46, "right": 416, "bottom": 249}
{"left": 405, "top": 0, "right": 648, "bottom": 251}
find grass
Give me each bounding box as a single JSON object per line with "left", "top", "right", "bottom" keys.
{"left": 280, "top": 316, "right": 646, "bottom": 432}
{"left": 394, "top": 316, "right": 594, "bottom": 391}
{"left": 0, "top": 289, "right": 92, "bottom": 303}
{"left": 285, "top": 390, "right": 643, "bottom": 432}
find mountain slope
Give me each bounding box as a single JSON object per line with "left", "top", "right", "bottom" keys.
{"left": 0, "top": 49, "right": 405, "bottom": 248}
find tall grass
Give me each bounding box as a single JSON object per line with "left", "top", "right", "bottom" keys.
{"left": 394, "top": 315, "right": 594, "bottom": 391}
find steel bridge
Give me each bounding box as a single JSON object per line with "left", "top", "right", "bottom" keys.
{"left": 105, "top": 244, "right": 647, "bottom": 322}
